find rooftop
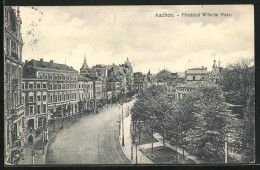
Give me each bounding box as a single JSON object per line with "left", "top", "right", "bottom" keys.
{"left": 26, "top": 59, "right": 78, "bottom": 72}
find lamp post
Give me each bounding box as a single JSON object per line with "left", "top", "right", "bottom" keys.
{"left": 53, "top": 117, "right": 56, "bottom": 132}
{"left": 135, "top": 138, "right": 138, "bottom": 164}
{"left": 121, "top": 90, "right": 125, "bottom": 146}
{"left": 69, "top": 102, "right": 71, "bottom": 122}
{"left": 61, "top": 105, "right": 64, "bottom": 129}
{"left": 150, "top": 116, "right": 157, "bottom": 155}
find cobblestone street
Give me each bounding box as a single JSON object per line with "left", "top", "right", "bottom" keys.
{"left": 45, "top": 102, "right": 133, "bottom": 164}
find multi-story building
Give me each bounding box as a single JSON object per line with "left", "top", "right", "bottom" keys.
{"left": 23, "top": 59, "right": 79, "bottom": 119}
{"left": 107, "top": 77, "right": 121, "bottom": 97}
{"left": 78, "top": 75, "right": 94, "bottom": 112}
{"left": 133, "top": 72, "right": 149, "bottom": 91}
{"left": 175, "top": 82, "right": 199, "bottom": 101}
{"left": 119, "top": 58, "right": 134, "bottom": 93}
{"left": 4, "top": 7, "right": 25, "bottom": 164}
{"left": 185, "top": 66, "right": 209, "bottom": 82}
{"left": 91, "top": 64, "right": 108, "bottom": 100}
{"left": 22, "top": 78, "right": 48, "bottom": 130}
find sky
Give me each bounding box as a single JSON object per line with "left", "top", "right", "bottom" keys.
{"left": 14, "top": 5, "right": 254, "bottom": 74}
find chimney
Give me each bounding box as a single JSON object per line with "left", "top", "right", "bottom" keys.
{"left": 50, "top": 60, "right": 53, "bottom": 63}
{"left": 40, "top": 58, "right": 43, "bottom": 62}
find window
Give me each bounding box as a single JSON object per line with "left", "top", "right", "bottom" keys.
{"left": 37, "top": 83, "right": 41, "bottom": 89}
{"left": 43, "top": 104, "right": 46, "bottom": 113}
{"left": 50, "top": 75, "right": 53, "bottom": 80}
{"left": 64, "top": 94, "right": 66, "bottom": 101}
{"left": 29, "top": 105, "right": 34, "bottom": 116}
{"left": 45, "top": 75, "right": 48, "bottom": 79}
{"left": 37, "top": 95, "right": 41, "bottom": 101}
{"left": 67, "top": 94, "right": 70, "bottom": 100}
{"left": 63, "top": 76, "right": 66, "bottom": 80}
{"left": 193, "top": 76, "right": 195, "bottom": 80}
{"left": 67, "top": 83, "right": 70, "bottom": 89}
{"left": 75, "top": 77, "right": 77, "bottom": 80}
{"left": 39, "top": 74, "right": 42, "bottom": 78}
{"left": 59, "top": 94, "right": 61, "bottom": 101}
{"left": 59, "top": 83, "right": 62, "bottom": 89}
{"left": 59, "top": 75, "right": 62, "bottom": 80}
{"left": 43, "top": 95, "right": 46, "bottom": 101}
{"left": 54, "top": 83, "right": 57, "bottom": 90}
{"left": 29, "top": 96, "right": 34, "bottom": 103}
{"left": 79, "top": 84, "right": 81, "bottom": 89}
{"left": 50, "top": 83, "right": 53, "bottom": 90}
{"left": 54, "top": 95, "right": 57, "bottom": 102}
{"left": 50, "top": 95, "right": 53, "bottom": 103}
{"left": 6, "top": 37, "right": 10, "bottom": 54}
{"left": 71, "top": 83, "right": 73, "bottom": 89}
{"left": 22, "top": 83, "right": 25, "bottom": 89}
{"left": 63, "top": 83, "right": 65, "bottom": 89}
{"left": 37, "top": 105, "right": 41, "bottom": 114}
{"left": 75, "top": 93, "right": 77, "bottom": 99}
{"left": 68, "top": 76, "right": 70, "bottom": 80}
{"left": 55, "top": 75, "right": 57, "bottom": 80}
{"left": 43, "top": 83, "right": 47, "bottom": 89}
{"left": 75, "top": 83, "right": 76, "bottom": 89}
{"left": 29, "top": 83, "right": 34, "bottom": 89}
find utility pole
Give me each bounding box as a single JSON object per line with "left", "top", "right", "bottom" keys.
{"left": 69, "top": 103, "right": 71, "bottom": 122}
{"left": 32, "top": 150, "right": 34, "bottom": 164}
{"left": 42, "top": 119, "right": 45, "bottom": 155}
{"left": 53, "top": 117, "right": 56, "bottom": 131}
{"left": 61, "top": 106, "right": 64, "bottom": 128}
{"left": 225, "top": 141, "right": 228, "bottom": 163}
{"left": 152, "top": 128, "right": 154, "bottom": 155}
{"left": 138, "top": 120, "right": 141, "bottom": 143}
{"left": 135, "top": 139, "right": 138, "bottom": 164}
{"left": 121, "top": 92, "right": 125, "bottom": 146}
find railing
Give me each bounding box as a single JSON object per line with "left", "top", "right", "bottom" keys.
{"left": 10, "top": 105, "right": 24, "bottom": 116}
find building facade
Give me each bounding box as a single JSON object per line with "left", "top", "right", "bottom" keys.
{"left": 22, "top": 78, "right": 48, "bottom": 130}
{"left": 185, "top": 66, "right": 209, "bottom": 82}
{"left": 23, "top": 59, "right": 79, "bottom": 119}
{"left": 78, "top": 75, "right": 95, "bottom": 112}
{"left": 4, "top": 7, "right": 25, "bottom": 164}
{"left": 90, "top": 64, "right": 108, "bottom": 100}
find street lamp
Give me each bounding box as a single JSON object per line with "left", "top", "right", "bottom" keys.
{"left": 135, "top": 138, "right": 138, "bottom": 164}
{"left": 150, "top": 116, "right": 157, "bottom": 155}
{"left": 121, "top": 90, "right": 125, "bottom": 146}
{"left": 69, "top": 102, "right": 71, "bottom": 122}
{"left": 53, "top": 117, "right": 56, "bottom": 132}
{"left": 61, "top": 105, "right": 64, "bottom": 129}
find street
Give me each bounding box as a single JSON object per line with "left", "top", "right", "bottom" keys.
{"left": 45, "top": 100, "right": 135, "bottom": 164}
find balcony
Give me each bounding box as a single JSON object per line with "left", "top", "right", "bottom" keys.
{"left": 8, "top": 105, "right": 24, "bottom": 119}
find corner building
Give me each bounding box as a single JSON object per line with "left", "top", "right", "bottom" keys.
{"left": 23, "top": 59, "right": 79, "bottom": 119}
{"left": 4, "top": 7, "right": 25, "bottom": 164}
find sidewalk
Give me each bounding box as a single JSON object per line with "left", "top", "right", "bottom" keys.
{"left": 20, "top": 112, "right": 89, "bottom": 165}
{"left": 119, "top": 114, "right": 153, "bottom": 164}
